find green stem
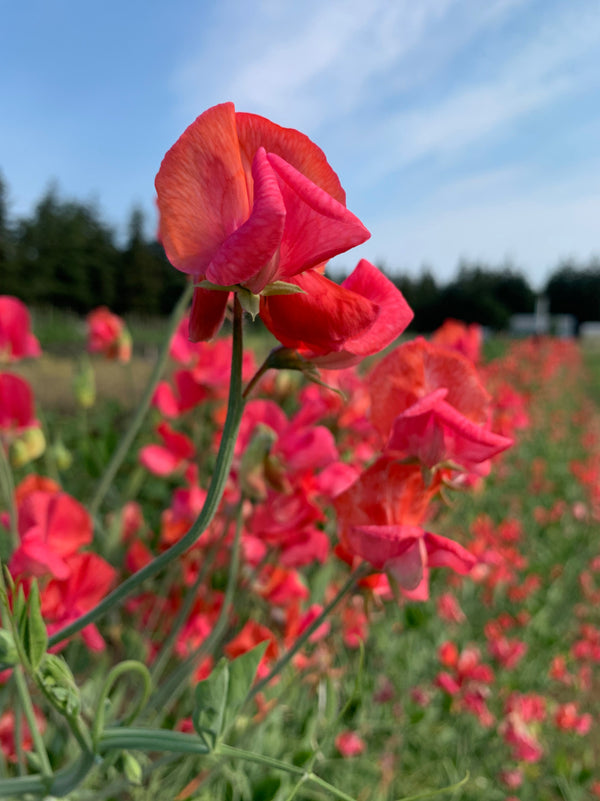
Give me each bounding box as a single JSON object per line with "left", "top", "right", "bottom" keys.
{"left": 217, "top": 744, "right": 359, "bottom": 801}
{"left": 147, "top": 500, "right": 245, "bottom": 717}
{"left": 0, "top": 444, "right": 18, "bottom": 553}
{"left": 248, "top": 563, "right": 370, "bottom": 701}
{"left": 98, "top": 727, "right": 211, "bottom": 755}
{"left": 89, "top": 281, "right": 194, "bottom": 519}
{"left": 149, "top": 523, "right": 225, "bottom": 685}
{"left": 13, "top": 667, "right": 53, "bottom": 779}
{"left": 0, "top": 566, "right": 53, "bottom": 781}
{"left": 0, "top": 752, "right": 95, "bottom": 799}
{"left": 48, "top": 296, "right": 245, "bottom": 650}
{"left": 392, "top": 772, "right": 470, "bottom": 801}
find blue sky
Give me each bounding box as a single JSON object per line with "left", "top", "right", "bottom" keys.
{"left": 2, "top": 0, "right": 599, "bottom": 289}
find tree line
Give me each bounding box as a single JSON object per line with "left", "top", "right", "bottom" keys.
{"left": 1, "top": 174, "right": 599, "bottom": 330}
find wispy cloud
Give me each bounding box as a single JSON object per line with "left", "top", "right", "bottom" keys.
{"left": 172, "top": 0, "right": 522, "bottom": 130}
{"left": 359, "top": 2, "right": 600, "bottom": 179}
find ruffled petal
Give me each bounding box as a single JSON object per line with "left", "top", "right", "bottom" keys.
{"left": 344, "top": 524, "right": 423, "bottom": 569}
{"left": 424, "top": 532, "right": 476, "bottom": 574}
{"left": 308, "top": 260, "right": 414, "bottom": 367}
{"left": 267, "top": 153, "right": 370, "bottom": 277}
{"left": 235, "top": 112, "right": 346, "bottom": 203}
{"left": 155, "top": 103, "right": 249, "bottom": 276}
{"left": 206, "top": 148, "right": 285, "bottom": 290}
{"left": 340, "top": 260, "right": 413, "bottom": 354}
{"left": 260, "top": 271, "right": 378, "bottom": 355}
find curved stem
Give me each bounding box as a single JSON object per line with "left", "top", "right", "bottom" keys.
{"left": 48, "top": 297, "right": 245, "bottom": 649}
{"left": 92, "top": 661, "right": 152, "bottom": 747}
{"left": 89, "top": 281, "right": 194, "bottom": 519}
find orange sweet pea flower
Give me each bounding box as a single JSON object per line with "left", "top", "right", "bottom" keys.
{"left": 156, "top": 103, "right": 412, "bottom": 357}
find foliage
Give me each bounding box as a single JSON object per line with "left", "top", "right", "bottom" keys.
{"left": 545, "top": 261, "right": 600, "bottom": 330}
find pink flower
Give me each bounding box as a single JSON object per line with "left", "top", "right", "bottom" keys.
{"left": 86, "top": 307, "right": 131, "bottom": 362}
{"left": 335, "top": 730, "right": 366, "bottom": 757}
{"left": 156, "top": 103, "right": 412, "bottom": 358}
{"left": 0, "top": 296, "right": 41, "bottom": 362}
{"left": 334, "top": 457, "right": 475, "bottom": 600}
{"left": 9, "top": 490, "right": 93, "bottom": 580}
{"left": 386, "top": 387, "right": 512, "bottom": 474}
{"left": 0, "top": 373, "right": 38, "bottom": 439}
{"left": 431, "top": 319, "right": 482, "bottom": 363}
{"left": 139, "top": 422, "right": 195, "bottom": 476}
{"left": 41, "top": 552, "right": 116, "bottom": 651}
{"left": 156, "top": 102, "right": 369, "bottom": 340}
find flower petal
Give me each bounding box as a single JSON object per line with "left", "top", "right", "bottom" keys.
{"left": 340, "top": 261, "right": 413, "bottom": 354}
{"left": 235, "top": 112, "right": 346, "bottom": 203}
{"left": 260, "top": 271, "right": 379, "bottom": 355}
{"left": 308, "top": 260, "right": 414, "bottom": 367}
{"left": 206, "top": 147, "right": 285, "bottom": 290}
{"left": 188, "top": 286, "right": 229, "bottom": 342}
{"left": 155, "top": 103, "right": 249, "bottom": 276}
{"left": 267, "top": 153, "right": 370, "bottom": 277}
{"left": 344, "top": 524, "right": 423, "bottom": 569}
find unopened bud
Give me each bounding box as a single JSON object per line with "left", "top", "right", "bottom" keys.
{"left": 10, "top": 427, "right": 46, "bottom": 467}
{"left": 73, "top": 359, "right": 96, "bottom": 408}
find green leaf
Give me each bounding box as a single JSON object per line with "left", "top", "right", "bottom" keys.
{"left": 122, "top": 752, "right": 143, "bottom": 785}
{"left": 261, "top": 280, "right": 306, "bottom": 296}
{"left": 192, "top": 642, "right": 268, "bottom": 749}
{"left": 0, "top": 629, "right": 18, "bottom": 670}
{"left": 24, "top": 580, "right": 48, "bottom": 671}
{"left": 13, "top": 584, "right": 27, "bottom": 631}
{"left": 193, "top": 658, "right": 229, "bottom": 750}
{"left": 224, "top": 640, "right": 268, "bottom": 727}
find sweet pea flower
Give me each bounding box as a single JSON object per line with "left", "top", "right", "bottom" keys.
{"left": 0, "top": 296, "right": 41, "bottom": 362}
{"left": 431, "top": 318, "right": 482, "bottom": 363}
{"left": 334, "top": 457, "right": 476, "bottom": 600}
{"left": 0, "top": 373, "right": 38, "bottom": 441}
{"left": 86, "top": 307, "right": 131, "bottom": 363}
{"left": 9, "top": 490, "right": 93, "bottom": 580}
{"left": 368, "top": 338, "right": 512, "bottom": 475}
{"left": 156, "top": 103, "right": 412, "bottom": 356}
{"left": 335, "top": 730, "right": 366, "bottom": 757}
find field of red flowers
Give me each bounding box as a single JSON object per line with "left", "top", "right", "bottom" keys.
{"left": 1, "top": 290, "right": 599, "bottom": 800}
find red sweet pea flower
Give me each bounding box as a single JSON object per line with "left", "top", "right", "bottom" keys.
{"left": 0, "top": 296, "right": 41, "bottom": 362}
{"left": 9, "top": 490, "right": 93, "bottom": 580}
{"left": 334, "top": 456, "right": 475, "bottom": 600}
{"left": 86, "top": 307, "right": 131, "bottom": 363}
{"left": 335, "top": 730, "right": 366, "bottom": 757}
{"left": 369, "top": 337, "right": 493, "bottom": 442}
{"left": 386, "top": 387, "right": 512, "bottom": 474}
{"left": 260, "top": 259, "right": 414, "bottom": 367}
{"left": 368, "top": 338, "right": 512, "bottom": 475}
{"left": 431, "top": 318, "right": 482, "bottom": 363}
{"left": 41, "top": 552, "right": 116, "bottom": 651}
{"left": 0, "top": 373, "right": 38, "bottom": 439}
{"left": 156, "top": 102, "right": 386, "bottom": 344}
{"left": 139, "top": 422, "right": 195, "bottom": 476}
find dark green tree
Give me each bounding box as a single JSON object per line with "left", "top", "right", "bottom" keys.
{"left": 118, "top": 206, "right": 186, "bottom": 315}
{"left": 13, "top": 185, "right": 120, "bottom": 311}
{"left": 545, "top": 260, "right": 600, "bottom": 329}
